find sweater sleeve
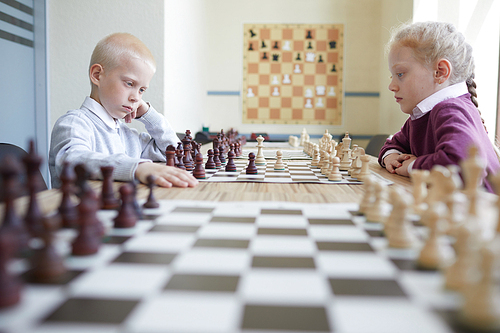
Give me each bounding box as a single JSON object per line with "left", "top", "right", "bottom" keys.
{"left": 378, "top": 120, "right": 411, "bottom": 166}
{"left": 135, "top": 104, "right": 180, "bottom": 161}
{"left": 412, "top": 102, "right": 475, "bottom": 170}
{"left": 49, "top": 112, "right": 149, "bottom": 188}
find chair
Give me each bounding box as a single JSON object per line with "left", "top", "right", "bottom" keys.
{"left": 365, "top": 134, "right": 390, "bottom": 156}
{"left": 0, "top": 143, "right": 48, "bottom": 200}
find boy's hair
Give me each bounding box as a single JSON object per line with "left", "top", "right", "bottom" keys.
{"left": 89, "top": 32, "right": 156, "bottom": 75}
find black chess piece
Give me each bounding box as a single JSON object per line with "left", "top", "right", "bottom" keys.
{"left": 192, "top": 153, "right": 206, "bottom": 179}
{"left": 0, "top": 230, "right": 22, "bottom": 308}
{"left": 225, "top": 151, "right": 237, "bottom": 172}
{"left": 72, "top": 189, "right": 102, "bottom": 256}
{"left": 307, "top": 41, "right": 313, "bottom": 49}
{"left": 114, "top": 183, "right": 138, "bottom": 228}
{"left": 143, "top": 175, "right": 160, "bottom": 209}
{"left": 262, "top": 52, "right": 268, "bottom": 60}
{"left": 249, "top": 29, "right": 256, "bottom": 37}
{"left": 213, "top": 148, "right": 222, "bottom": 168}
{"left": 246, "top": 152, "right": 258, "bottom": 174}
{"left": 166, "top": 145, "right": 176, "bottom": 166}
{"left": 295, "top": 53, "right": 301, "bottom": 61}
{"left": 248, "top": 42, "right": 254, "bottom": 51}
{"left": 100, "top": 166, "right": 120, "bottom": 210}
{"left": 23, "top": 140, "right": 44, "bottom": 237}
{"left": 205, "top": 149, "right": 216, "bottom": 169}
{"left": 58, "top": 161, "right": 78, "bottom": 228}
{"left": 318, "top": 55, "right": 324, "bottom": 63}
{"left": 306, "top": 30, "right": 313, "bottom": 39}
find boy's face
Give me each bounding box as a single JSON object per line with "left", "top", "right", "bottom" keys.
{"left": 388, "top": 45, "right": 437, "bottom": 115}
{"left": 94, "top": 56, "right": 155, "bottom": 120}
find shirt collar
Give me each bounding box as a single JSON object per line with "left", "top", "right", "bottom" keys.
{"left": 82, "top": 96, "right": 119, "bottom": 130}
{"left": 411, "top": 82, "right": 468, "bottom": 120}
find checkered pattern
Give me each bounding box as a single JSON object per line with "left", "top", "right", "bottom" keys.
{"left": 243, "top": 24, "right": 344, "bottom": 125}
{"left": 1, "top": 200, "right": 467, "bottom": 333}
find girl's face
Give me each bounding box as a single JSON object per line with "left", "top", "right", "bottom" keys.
{"left": 388, "top": 45, "right": 439, "bottom": 115}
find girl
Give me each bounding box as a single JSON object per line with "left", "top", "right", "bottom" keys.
{"left": 379, "top": 21, "right": 500, "bottom": 192}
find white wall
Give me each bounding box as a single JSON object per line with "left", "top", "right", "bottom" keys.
{"left": 48, "top": 0, "right": 164, "bottom": 133}
{"left": 413, "top": 0, "right": 500, "bottom": 143}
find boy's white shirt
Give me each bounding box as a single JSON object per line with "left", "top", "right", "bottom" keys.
{"left": 382, "top": 82, "right": 468, "bottom": 172}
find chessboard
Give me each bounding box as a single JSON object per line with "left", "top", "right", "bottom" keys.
{"left": 0, "top": 199, "right": 484, "bottom": 333}
{"left": 199, "top": 161, "right": 364, "bottom": 184}
{"left": 242, "top": 23, "right": 344, "bottom": 125}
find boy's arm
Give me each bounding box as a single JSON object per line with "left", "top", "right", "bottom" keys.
{"left": 134, "top": 102, "right": 180, "bottom": 161}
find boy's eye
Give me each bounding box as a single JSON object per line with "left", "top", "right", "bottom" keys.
{"left": 397, "top": 73, "right": 403, "bottom": 78}
{"left": 126, "top": 81, "right": 133, "bottom": 87}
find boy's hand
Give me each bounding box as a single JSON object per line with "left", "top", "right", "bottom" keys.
{"left": 383, "top": 153, "right": 416, "bottom": 175}
{"left": 124, "top": 100, "right": 149, "bottom": 123}
{"left": 135, "top": 162, "right": 199, "bottom": 188}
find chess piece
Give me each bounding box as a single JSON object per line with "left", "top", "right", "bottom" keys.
{"left": 176, "top": 143, "right": 186, "bottom": 170}
{"left": 304, "top": 99, "right": 313, "bottom": 108}
{"left": 356, "top": 155, "right": 371, "bottom": 182}
{"left": 213, "top": 148, "right": 222, "bottom": 168}
{"left": 72, "top": 189, "right": 102, "bottom": 255}
{"left": 339, "top": 132, "right": 352, "bottom": 171}
{"left": 205, "top": 149, "right": 216, "bottom": 169}
{"left": 274, "top": 150, "right": 285, "bottom": 170}
{"left": 328, "top": 156, "right": 342, "bottom": 181}
{"left": 225, "top": 150, "right": 237, "bottom": 172}
{"left": 445, "top": 224, "right": 479, "bottom": 291}
{"left": 182, "top": 136, "right": 194, "bottom": 171}
{"left": 409, "top": 169, "right": 429, "bottom": 215}
{"left": 0, "top": 230, "right": 22, "bottom": 308}
{"left": 386, "top": 188, "right": 417, "bottom": 248}
{"left": 23, "top": 140, "right": 44, "bottom": 237}
{"left": 100, "top": 166, "right": 120, "bottom": 210}
{"left": 192, "top": 153, "right": 206, "bottom": 179}
{"left": 58, "top": 161, "right": 78, "bottom": 228}
{"left": 114, "top": 183, "right": 138, "bottom": 228}
{"left": 358, "top": 175, "right": 374, "bottom": 214}
{"left": 311, "top": 146, "right": 320, "bottom": 167}
{"left": 74, "top": 163, "right": 92, "bottom": 198}
{"left": 255, "top": 135, "right": 266, "bottom": 166}
{"left": 30, "top": 216, "right": 67, "bottom": 282}
{"left": 166, "top": 145, "right": 176, "bottom": 166}
{"left": 365, "top": 181, "right": 385, "bottom": 223}
{"left": 460, "top": 245, "right": 500, "bottom": 331}
{"left": 246, "top": 152, "right": 258, "bottom": 174}
{"left": 417, "top": 203, "right": 453, "bottom": 270}
{"left": 0, "top": 155, "right": 29, "bottom": 252}
{"left": 143, "top": 175, "right": 160, "bottom": 208}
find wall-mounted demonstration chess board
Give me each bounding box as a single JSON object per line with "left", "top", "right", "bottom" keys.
{"left": 242, "top": 24, "right": 344, "bottom": 125}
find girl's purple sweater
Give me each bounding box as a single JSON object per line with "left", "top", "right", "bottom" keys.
{"left": 378, "top": 94, "right": 500, "bottom": 192}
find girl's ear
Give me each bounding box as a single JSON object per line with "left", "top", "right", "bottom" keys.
{"left": 435, "top": 59, "right": 452, "bottom": 84}
{"left": 89, "top": 64, "right": 104, "bottom": 86}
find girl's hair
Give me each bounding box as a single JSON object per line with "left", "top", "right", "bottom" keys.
{"left": 388, "top": 21, "right": 485, "bottom": 128}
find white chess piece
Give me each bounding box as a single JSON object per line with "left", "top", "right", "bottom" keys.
{"left": 305, "top": 52, "right": 315, "bottom": 62}
{"left": 247, "top": 88, "right": 255, "bottom": 97}
{"left": 299, "top": 128, "right": 308, "bottom": 146}
{"left": 274, "top": 150, "right": 286, "bottom": 170}
{"left": 365, "top": 181, "right": 385, "bottom": 223}
{"left": 282, "top": 40, "right": 291, "bottom": 51}
{"left": 316, "top": 86, "right": 326, "bottom": 96}
{"left": 282, "top": 74, "right": 291, "bottom": 84}
{"left": 293, "top": 64, "right": 301, "bottom": 73}
{"left": 255, "top": 135, "right": 266, "bottom": 166}
{"left": 271, "top": 76, "right": 279, "bottom": 85}
{"left": 386, "top": 188, "right": 417, "bottom": 248}
{"left": 316, "top": 98, "right": 324, "bottom": 107}
{"left": 305, "top": 88, "right": 313, "bottom": 98}
{"left": 304, "top": 99, "right": 313, "bottom": 108}
{"left": 328, "top": 87, "right": 336, "bottom": 96}
{"left": 272, "top": 87, "right": 280, "bottom": 96}
{"left": 328, "top": 156, "right": 342, "bottom": 181}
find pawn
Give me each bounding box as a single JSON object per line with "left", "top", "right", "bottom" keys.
{"left": 143, "top": 175, "right": 160, "bottom": 209}
{"left": 328, "top": 156, "right": 342, "bottom": 181}
{"left": 0, "top": 231, "right": 22, "bottom": 308}
{"left": 205, "top": 149, "right": 216, "bottom": 169}
{"left": 100, "top": 166, "right": 120, "bottom": 210}
{"left": 225, "top": 150, "right": 237, "bottom": 172}
{"left": 58, "top": 161, "right": 78, "bottom": 228}
{"left": 365, "top": 181, "right": 385, "bottom": 223}
{"left": 214, "top": 148, "right": 222, "bottom": 168}
{"left": 274, "top": 150, "right": 285, "bottom": 170}
{"left": 72, "top": 190, "right": 102, "bottom": 256}
{"left": 166, "top": 145, "right": 176, "bottom": 166}
{"left": 114, "top": 184, "right": 138, "bottom": 228}
{"left": 192, "top": 153, "right": 206, "bottom": 179}
{"left": 246, "top": 152, "right": 258, "bottom": 174}
{"left": 30, "top": 216, "right": 67, "bottom": 282}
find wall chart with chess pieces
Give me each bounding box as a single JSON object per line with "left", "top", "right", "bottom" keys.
{"left": 242, "top": 24, "right": 344, "bottom": 125}
{"left": 169, "top": 129, "right": 386, "bottom": 185}
{"left": 1, "top": 137, "right": 500, "bottom": 332}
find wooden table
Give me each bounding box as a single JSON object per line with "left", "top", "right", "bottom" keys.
{"left": 9, "top": 154, "right": 411, "bottom": 217}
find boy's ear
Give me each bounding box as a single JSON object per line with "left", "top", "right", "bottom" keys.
{"left": 89, "top": 64, "right": 104, "bottom": 86}
{"left": 435, "top": 59, "right": 452, "bottom": 84}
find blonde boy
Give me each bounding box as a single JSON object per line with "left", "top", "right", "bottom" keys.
{"left": 49, "top": 33, "right": 198, "bottom": 188}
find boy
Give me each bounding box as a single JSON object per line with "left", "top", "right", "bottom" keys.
{"left": 49, "top": 33, "right": 198, "bottom": 188}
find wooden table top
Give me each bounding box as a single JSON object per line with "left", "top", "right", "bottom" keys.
{"left": 5, "top": 154, "right": 411, "bottom": 218}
